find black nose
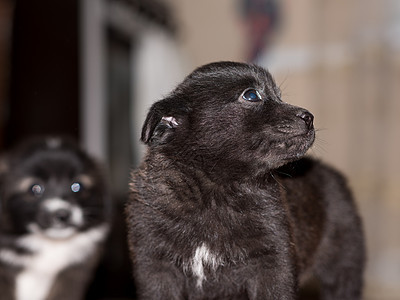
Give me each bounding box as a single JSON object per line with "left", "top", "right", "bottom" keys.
{"left": 297, "top": 111, "right": 314, "bottom": 130}
{"left": 53, "top": 209, "right": 71, "bottom": 223}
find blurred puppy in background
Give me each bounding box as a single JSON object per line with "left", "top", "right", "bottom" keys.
{"left": 127, "top": 62, "right": 365, "bottom": 300}
{"left": 0, "top": 137, "right": 110, "bottom": 300}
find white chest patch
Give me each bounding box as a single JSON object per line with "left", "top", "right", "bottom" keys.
{"left": 190, "top": 243, "right": 221, "bottom": 288}
{"left": 0, "top": 224, "right": 109, "bottom": 300}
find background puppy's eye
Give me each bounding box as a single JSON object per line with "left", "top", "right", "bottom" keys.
{"left": 31, "top": 184, "right": 44, "bottom": 196}
{"left": 71, "top": 182, "right": 82, "bottom": 193}
{"left": 242, "top": 89, "right": 262, "bottom": 102}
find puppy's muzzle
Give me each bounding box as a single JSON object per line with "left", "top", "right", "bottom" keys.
{"left": 38, "top": 198, "right": 84, "bottom": 230}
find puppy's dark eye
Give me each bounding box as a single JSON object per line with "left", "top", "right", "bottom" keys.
{"left": 31, "top": 184, "right": 44, "bottom": 196}
{"left": 242, "top": 89, "right": 262, "bottom": 102}
{"left": 71, "top": 182, "right": 82, "bottom": 193}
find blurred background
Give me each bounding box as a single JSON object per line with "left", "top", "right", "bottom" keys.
{"left": 0, "top": 0, "right": 399, "bottom": 299}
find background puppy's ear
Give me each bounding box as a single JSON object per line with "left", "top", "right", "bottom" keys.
{"left": 0, "top": 155, "right": 9, "bottom": 179}
{"left": 0, "top": 155, "right": 8, "bottom": 214}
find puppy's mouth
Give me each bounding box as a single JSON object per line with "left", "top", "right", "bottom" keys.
{"left": 32, "top": 198, "right": 85, "bottom": 240}
{"left": 29, "top": 223, "right": 79, "bottom": 240}
{"left": 276, "top": 129, "right": 315, "bottom": 159}
{"left": 252, "top": 128, "right": 315, "bottom": 168}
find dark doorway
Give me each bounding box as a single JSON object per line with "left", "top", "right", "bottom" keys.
{"left": 7, "top": 0, "right": 80, "bottom": 148}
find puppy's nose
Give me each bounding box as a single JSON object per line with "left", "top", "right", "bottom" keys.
{"left": 297, "top": 111, "right": 314, "bottom": 130}
{"left": 53, "top": 208, "right": 71, "bottom": 223}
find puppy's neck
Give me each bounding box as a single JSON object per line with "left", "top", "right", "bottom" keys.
{"left": 148, "top": 151, "right": 276, "bottom": 188}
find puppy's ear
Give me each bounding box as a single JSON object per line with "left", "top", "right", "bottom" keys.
{"left": 0, "top": 155, "right": 8, "bottom": 178}
{"left": 150, "top": 116, "right": 180, "bottom": 145}
{"left": 141, "top": 102, "right": 183, "bottom": 145}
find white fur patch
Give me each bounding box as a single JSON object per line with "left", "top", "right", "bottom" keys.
{"left": 191, "top": 243, "right": 221, "bottom": 288}
{"left": 0, "top": 224, "right": 109, "bottom": 300}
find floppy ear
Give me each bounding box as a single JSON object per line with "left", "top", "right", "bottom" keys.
{"left": 141, "top": 101, "right": 183, "bottom": 145}
{"left": 141, "top": 105, "right": 163, "bottom": 144}
{"left": 0, "top": 155, "right": 8, "bottom": 178}
{"left": 0, "top": 155, "right": 8, "bottom": 212}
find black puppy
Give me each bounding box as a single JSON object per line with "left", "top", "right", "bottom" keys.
{"left": 126, "top": 62, "right": 365, "bottom": 300}
{"left": 0, "top": 137, "right": 110, "bottom": 300}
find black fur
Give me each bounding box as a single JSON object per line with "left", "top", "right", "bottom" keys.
{"left": 0, "top": 137, "right": 110, "bottom": 300}
{"left": 126, "top": 62, "right": 365, "bottom": 299}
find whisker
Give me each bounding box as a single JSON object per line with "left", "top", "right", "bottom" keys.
{"left": 310, "top": 139, "right": 329, "bottom": 156}
{"left": 314, "top": 127, "right": 328, "bottom": 133}
{"left": 278, "top": 73, "right": 290, "bottom": 92}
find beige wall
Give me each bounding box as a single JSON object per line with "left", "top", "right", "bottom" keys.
{"left": 167, "top": 0, "right": 246, "bottom": 66}
{"left": 168, "top": 1, "right": 400, "bottom": 298}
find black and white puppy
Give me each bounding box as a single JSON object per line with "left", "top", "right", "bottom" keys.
{"left": 126, "top": 62, "right": 365, "bottom": 300}
{"left": 0, "top": 137, "right": 110, "bottom": 300}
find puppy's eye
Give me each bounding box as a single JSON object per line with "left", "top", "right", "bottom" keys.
{"left": 31, "top": 184, "right": 44, "bottom": 196}
{"left": 242, "top": 89, "right": 262, "bottom": 102}
{"left": 71, "top": 182, "right": 82, "bottom": 193}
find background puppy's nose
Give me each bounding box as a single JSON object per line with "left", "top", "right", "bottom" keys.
{"left": 53, "top": 208, "right": 72, "bottom": 223}
{"left": 297, "top": 111, "right": 314, "bottom": 130}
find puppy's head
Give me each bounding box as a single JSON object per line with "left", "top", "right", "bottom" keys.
{"left": 0, "top": 137, "right": 109, "bottom": 239}
{"left": 142, "top": 62, "right": 315, "bottom": 178}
